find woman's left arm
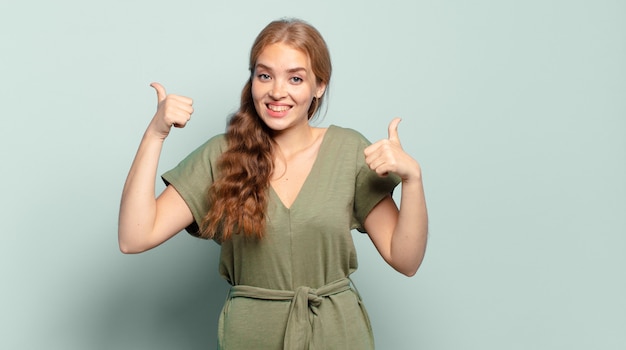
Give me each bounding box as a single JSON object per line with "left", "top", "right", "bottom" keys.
{"left": 363, "top": 118, "right": 428, "bottom": 276}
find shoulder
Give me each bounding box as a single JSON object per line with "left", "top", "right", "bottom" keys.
{"left": 187, "top": 133, "right": 227, "bottom": 160}
{"left": 167, "top": 133, "right": 227, "bottom": 173}
{"left": 321, "top": 125, "right": 372, "bottom": 166}
{"left": 327, "top": 125, "right": 371, "bottom": 146}
{"left": 200, "top": 133, "right": 227, "bottom": 151}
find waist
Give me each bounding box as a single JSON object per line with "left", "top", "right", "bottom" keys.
{"left": 221, "top": 278, "right": 366, "bottom": 350}
{"left": 228, "top": 277, "right": 352, "bottom": 303}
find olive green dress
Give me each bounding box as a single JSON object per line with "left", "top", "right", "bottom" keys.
{"left": 162, "top": 125, "right": 400, "bottom": 349}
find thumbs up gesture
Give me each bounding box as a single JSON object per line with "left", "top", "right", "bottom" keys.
{"left": 364, "top": 118, "right": 422, "bottom": 181}
{"left": 147, "top": 82, "right": 194, "bottom": 140}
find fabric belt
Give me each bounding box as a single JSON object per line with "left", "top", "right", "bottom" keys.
{"left": 225, "top": 278, "right": 353, "bottom": 350}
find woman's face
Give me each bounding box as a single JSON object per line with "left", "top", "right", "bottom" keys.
{"left": 251, "top": 42, "right": 326, "bottom": 132}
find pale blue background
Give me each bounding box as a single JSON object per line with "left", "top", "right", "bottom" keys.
{"left": 1, "top": 0, "right": 625, "bottom": 349}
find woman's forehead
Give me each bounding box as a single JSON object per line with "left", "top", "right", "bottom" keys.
{"left": 255, "top": 43, "right": 312, "bottom": 71}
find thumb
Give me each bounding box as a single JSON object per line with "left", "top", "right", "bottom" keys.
{"left": 150, "top": 82, "right": 167, "bottom": 103}
{"left": 388, "top": 117, "right": 402, "bottom": 143}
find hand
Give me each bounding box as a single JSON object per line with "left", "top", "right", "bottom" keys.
{"left": 364, "top": 118, "right": 422, "bottom": 181}
{"left": 147, "top": 82, "right": 194, "bottom": 140}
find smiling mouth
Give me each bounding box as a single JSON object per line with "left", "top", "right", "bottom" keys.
{"left": 267, "top": 104, "right": 291, "bottom": 112}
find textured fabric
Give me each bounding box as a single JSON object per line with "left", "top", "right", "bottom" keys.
{"left": 162, "top": 125, "right": 401, "bottom": 349}
{"left": 225, "top": 278, "right": 356, "bottom": 350}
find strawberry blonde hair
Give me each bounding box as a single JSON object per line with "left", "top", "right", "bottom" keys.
{"left": 201, "top": 18, "right": 332, "bottom": 240}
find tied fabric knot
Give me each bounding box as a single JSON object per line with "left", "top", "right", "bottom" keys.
{"left": 282, "top": 279, "right": 351, "bottom": 349}
{"left": 225, "top": 278, "right": 352, "bottom": 350}
{"left": 283, "top": 286, "right": 323, "bottom": 349}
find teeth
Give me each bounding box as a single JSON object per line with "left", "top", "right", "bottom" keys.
{"left": 268, "top": 105, "right": 290, "bottom": 112}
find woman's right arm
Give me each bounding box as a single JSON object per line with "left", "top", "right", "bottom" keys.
{"left": 118, "top": 83, "right": 195, "bottom": 254}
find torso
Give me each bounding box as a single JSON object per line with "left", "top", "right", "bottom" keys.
{"left": 162, "top": 125, "right": 398, "bottom": 349}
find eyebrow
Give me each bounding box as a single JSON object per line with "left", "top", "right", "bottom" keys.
{"left": 255, "top": 63, "right": 307, "bottom": 74}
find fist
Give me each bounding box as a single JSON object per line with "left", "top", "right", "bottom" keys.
{"left": 148, "top": 82, "right": 194, "bottom": 139}
{"left": 364, "top": 118, "right": 421, "bottom": 181}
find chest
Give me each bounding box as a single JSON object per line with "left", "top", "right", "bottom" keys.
{"left": 270, "top": 139, "right": 324, "bottom": 209}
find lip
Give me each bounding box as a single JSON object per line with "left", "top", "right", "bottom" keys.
{"left": 265, "top": 103, "right": 292, "bottom": 118}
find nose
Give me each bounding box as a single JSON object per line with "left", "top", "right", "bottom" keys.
{"left": 269, "top": 81, "right": 286, "bottom": 99}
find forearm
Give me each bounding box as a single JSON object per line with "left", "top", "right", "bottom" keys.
{"left": 118, "top": 133, "right": 164, "bottom": 253}
{"left": 364, "top": 118, "right": 429, "bottom": 276}
{"left": 390, "top": 178, "right": 428, "bottom": 276}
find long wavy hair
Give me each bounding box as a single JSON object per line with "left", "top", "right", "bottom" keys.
{"left": 200, "top": 18, "right": 332, "bottom": 240}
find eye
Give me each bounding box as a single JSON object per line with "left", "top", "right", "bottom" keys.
{"left": 290, "top": 76, "right": 303, "bottom": 84}
{"left": 257, "top": 73, "right": 271, "bottom": 81}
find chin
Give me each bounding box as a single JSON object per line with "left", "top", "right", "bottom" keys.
{"left": 258, "top": 116, "right": 286, "bottom": 131}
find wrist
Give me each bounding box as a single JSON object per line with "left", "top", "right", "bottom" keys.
{"left": 401, "top": 160, "right": 422, "bottom": 183}
{"left": 142, "top": 126, "right": 168, "bottom": 144}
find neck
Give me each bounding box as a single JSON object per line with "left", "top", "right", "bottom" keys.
{"left": 271, "top": 124, "right": 317, "bottom": 158}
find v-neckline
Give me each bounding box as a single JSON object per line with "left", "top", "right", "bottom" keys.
{"left": 269, "top": 125, "right": 334, "bottom": 211}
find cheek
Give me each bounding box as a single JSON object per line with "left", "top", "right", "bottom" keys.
{"left": 251, "top": 82, "right": 264, "bottom": 102}
{"left": 294, "top": 86, "right": 315, "bottom": 104}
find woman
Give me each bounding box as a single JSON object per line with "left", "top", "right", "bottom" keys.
{"left": 119, "top": 18, "right": 428, "bottom": 349}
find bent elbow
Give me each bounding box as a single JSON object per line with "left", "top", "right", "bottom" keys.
{"left": 119, "top": 241, "right": 139, "bottom": 254}
{"left": 119, "top": 244, "right": 134, "bottom": 254}
{"left": 396, "top": 259, "right": 423, "bottom": 277}
{"left": 398, "top": 265, "right": 419, "bottom": 277}
{"left": 118, "top": 230, "right": 149, "bottom": 254}
{"left": 119, "top": 242, "right": 151, "bottom": 254}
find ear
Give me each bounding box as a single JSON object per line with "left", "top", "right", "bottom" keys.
{"left": 316, "top": 83, "right": 327, "bottom": 99}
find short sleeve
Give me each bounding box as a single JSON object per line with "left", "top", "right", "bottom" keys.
{"left": 350, "top": 132, "right": 402, "bottom": 233}
{"left": 161, "top": 134, "right": 227, "bottom": 237}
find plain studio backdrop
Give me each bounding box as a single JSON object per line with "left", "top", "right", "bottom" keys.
{"left": 1, "top": 1, "right": 624, "bottom": 349}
